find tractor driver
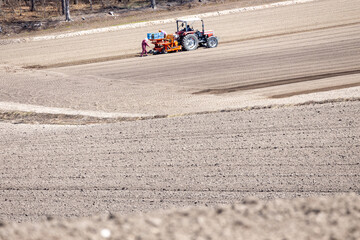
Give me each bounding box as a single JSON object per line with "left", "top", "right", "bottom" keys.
{"left": 181, "top": 24, "right": 193, "bottom": 32}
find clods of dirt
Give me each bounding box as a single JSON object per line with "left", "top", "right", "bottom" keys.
{"left": 0, "top": 193, "right": 359, "bottom": 240}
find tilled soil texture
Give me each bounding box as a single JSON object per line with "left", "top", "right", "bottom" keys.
{"left": 1, "top": 0, "right": 359, "bottom": 117}
{"left": 1, "top": 100, "right": 359, "bottom": 223}
{"left": 0, "top": 0, "right": 285, "bottom": 38}
{"left": 0, "top": 194, "right": 359, "bottom": 240}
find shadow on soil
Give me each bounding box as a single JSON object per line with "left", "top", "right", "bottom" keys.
{"left": 193, "top": 69, "right": 360, "bottom": 95}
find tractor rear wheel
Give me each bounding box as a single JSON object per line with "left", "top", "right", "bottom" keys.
{"left": 206, "top": 36, "right": 218, "bottom": 48}
{"left": 182, "top": 34, "right": 199, "bottom": 51}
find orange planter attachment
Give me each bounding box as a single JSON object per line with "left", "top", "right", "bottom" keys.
{"left": 150, "top": 34, "right": 182, "bottom": 54}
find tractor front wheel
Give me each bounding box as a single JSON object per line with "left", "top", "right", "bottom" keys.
{"left": 206, "top": 36, "right": 218, "bottom": 48}
{"left": 182, "top": 34, "right": 199, "bottom": 51}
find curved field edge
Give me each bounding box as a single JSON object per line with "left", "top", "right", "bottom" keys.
{"left": 1, "top": 97, "right": 359, "bottom": 125}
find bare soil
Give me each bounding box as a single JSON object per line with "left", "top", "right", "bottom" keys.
{"left": 193, "top": 69, "right": 360, "bottom": 95}
{"left": 0, "top": 0, "right": 284, "bottom": 38}
{"left": 270, "top": 83, "right": 360, "bottom": 99}
{"left": 0, "top": 110, "right": 167, "bottom": 124}
{"left": 1, "top": 15, "right": 359, "bottom": 116}
{"left": 1, "top": 100, "right": 359, "bottom": 223}
{"left": 1, "top": 193, "right": 359, "bottom": 240}
{"left": 0, "top": 98, "right": 358, "bottom": 125}
{"left": 0, "top": 0, "right": 359, "bottom": 238}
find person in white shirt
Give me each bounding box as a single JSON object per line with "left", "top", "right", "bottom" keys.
{"left": 159, "top": 29, "right": 167, "bottom": 38}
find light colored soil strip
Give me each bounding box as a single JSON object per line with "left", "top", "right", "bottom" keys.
{"left": 1, "top": 98, "right": 359, "bottom": 125}
{"left": 271, "top": 82, "right": 360, "bottom": 99}
{"left": 0, "top": 0, "right": 315, "bottom": 45}
{"left": 0, "top": 102, "right": 149, "bottom": 118}
{"left": 221, "top": 21, "right": 360, "bottom": 45}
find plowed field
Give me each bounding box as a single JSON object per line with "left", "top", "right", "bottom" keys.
{"left": 0, "top": 0, "right": 359, "bottom": 232}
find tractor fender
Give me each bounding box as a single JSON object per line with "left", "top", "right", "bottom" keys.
{"left": 204, "top": 30, "right": 214, "bottom": 37}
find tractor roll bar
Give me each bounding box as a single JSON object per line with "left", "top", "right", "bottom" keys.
{"left": 176, "top": 18, "right": 205, "bottom": 33}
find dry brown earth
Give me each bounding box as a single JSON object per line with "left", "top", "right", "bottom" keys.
{"left": 1, "top": 100, "right": 359, "bottom": 223}
{"left": 0, "top": 0, "right": 360, "bottom": 117}
{"left": 0, "top": 0, "right": 291, "bottom": 38}
{"left": 1, "top": 193, "right": 359, "bottom": 240}
{"left": 0, "top": 0, "right": 360, "bottom": 238}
